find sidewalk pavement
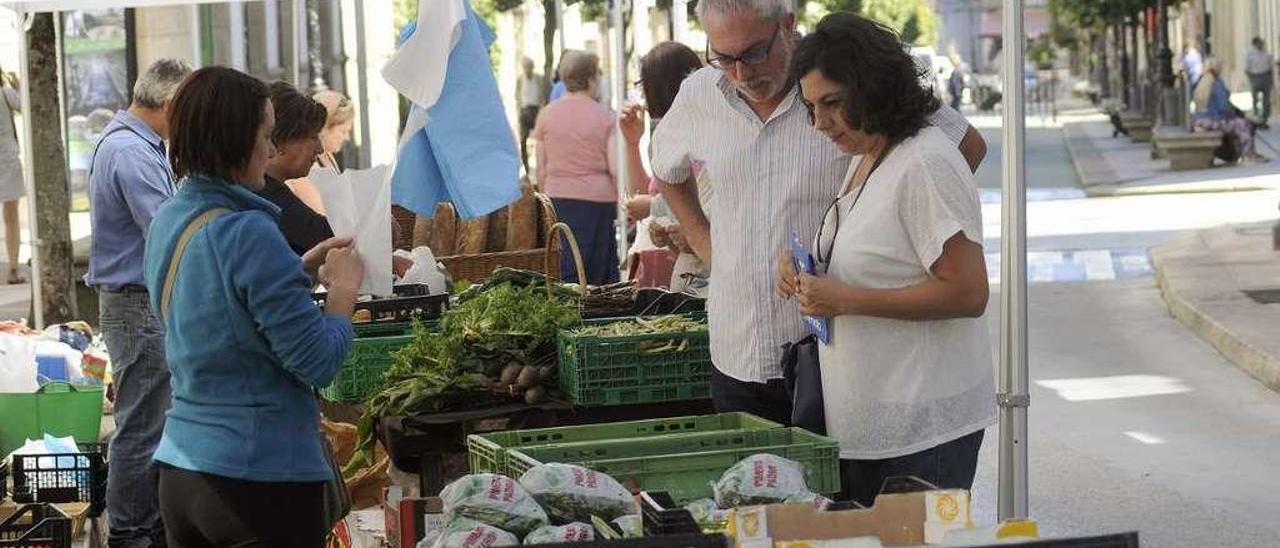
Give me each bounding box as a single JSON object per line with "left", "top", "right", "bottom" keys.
{"left": 1063, "top": 117, "right": 1280, "bottom": 196}
{"left": 1151, "top": 222, "right": 1280, "bottom": 393}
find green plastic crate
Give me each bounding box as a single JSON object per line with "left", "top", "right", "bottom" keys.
{"left": 320, "top": 334, "right": 414, "bottom": 402}
{"left": 467, "top": 412, "right": 781, "bottom": 475}
{"left": 505, "top": 427, "right": 840, "bottom": 502}
{"left": 0, "top": 382, "right": 104, "bottom": 457}
{"left": 557, "top": 316, "right": 712, "bottom": 407}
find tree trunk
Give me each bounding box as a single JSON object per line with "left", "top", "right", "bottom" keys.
{"left": 28, "top": 13, "right": 74, "bottom": 325}
{"left": 542, "top": 0, "right": 556, "bottom": 99}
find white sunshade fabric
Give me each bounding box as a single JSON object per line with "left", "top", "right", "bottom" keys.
{"left": 1, "top": 0, "right": 224, "bottom": 12}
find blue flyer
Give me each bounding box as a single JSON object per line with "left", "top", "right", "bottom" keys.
{"left": 790, "top": 232, "right": 831, "bottom": 344}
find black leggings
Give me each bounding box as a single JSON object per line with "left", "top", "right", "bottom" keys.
{"left": 158, "top": 463, "right": 325, "bottom": 548}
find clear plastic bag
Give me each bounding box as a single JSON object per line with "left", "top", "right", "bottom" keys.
{"left": 439, "top": 474, "right": 550, "bottom": 536}
{"left": 519, "top": 463, "right": 637, "bottom": 523}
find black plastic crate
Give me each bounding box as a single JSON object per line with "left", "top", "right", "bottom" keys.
{"left": 0, "top": 503, "right": 72, "bottom": 548}
{"left": 969, "top": 533, "right": 1139, "bottom": 548}
{"left": 10, "top": 443, "right": 107, "bottom": 517}
{"left": 639, "top": 491, "right": 700, "bottom": 536}
{"left": 528, "top": 533, "right": 728, "bottom": 548}
{"left": 314, "top": 284, "right": 447, "bottom": 324}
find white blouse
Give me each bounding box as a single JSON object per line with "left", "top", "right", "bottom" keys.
{"left": 815, "top": 127, "right": 996, "bottom": 460}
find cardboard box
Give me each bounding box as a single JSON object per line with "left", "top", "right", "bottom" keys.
{"left": 383, "top": 487, "right": 447, "bottom": 548}
{"left": 729, "top": 490, "right": 971, "bottom": 548}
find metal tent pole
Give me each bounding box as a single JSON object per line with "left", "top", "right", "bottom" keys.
{"left": 611, "top": 0, "right": 627, "bottom": 269}
{"left": 998, "top": 0, "right": 1030, "bottom": 521}
{"left": 16, "top": 10, "right": 44, "bottom": 329}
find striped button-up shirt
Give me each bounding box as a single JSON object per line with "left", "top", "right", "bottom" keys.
{"left": 652, "top": 67, "right": 968, "bottom": 383}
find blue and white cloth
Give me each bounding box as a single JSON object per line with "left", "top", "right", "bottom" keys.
{"left": 388, "top": 1, "right": 520, "bottom": 220}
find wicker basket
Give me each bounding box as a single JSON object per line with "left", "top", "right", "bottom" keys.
{"left": 439, "top": 193, "right": 563, "bottom": 283}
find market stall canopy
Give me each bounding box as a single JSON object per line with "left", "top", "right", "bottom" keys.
{"left": 1, "top": 0, "right": 225, "bottom": 11}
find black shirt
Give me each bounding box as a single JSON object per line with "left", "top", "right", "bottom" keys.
{"left": 256, "top": 176, "right": 334, "bottom": 256}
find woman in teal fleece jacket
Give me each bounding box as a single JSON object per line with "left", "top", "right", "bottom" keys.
{"left": 142, "top": 66, "right": 364, "bottom": 548}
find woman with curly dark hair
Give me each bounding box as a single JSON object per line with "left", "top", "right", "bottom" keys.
{"left": 775, "top": 12, "right": 996, "bottom": 507}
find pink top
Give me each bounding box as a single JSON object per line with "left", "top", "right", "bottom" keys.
{"left": 533, "top": 94, "right": 617, "bottom": 203}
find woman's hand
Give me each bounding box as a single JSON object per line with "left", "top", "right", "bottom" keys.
{"left": 649, "top": 221, "right": 672, "bottom": 248}
{"left": 776, "top": 250, "right": 799, "bottom": 299}
{"left": 796, "top": 274, "right": 857, "bottom": 318}
{"left": 619, "top": 103, "right": 646, "bottom": 146}
{"left": 625, "top": 194, "right": 653, "bottom": 221}
{"left": 302, "top": 237, "right": 353, "bottom": 280}
{"left": 319, "top": 246, "right": 364, "bottom": 293}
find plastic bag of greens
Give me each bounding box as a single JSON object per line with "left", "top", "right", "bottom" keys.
{"left": 431, "top": 518, "right": 520, "bottom": 548}
{"left": 611, "top": 515, "right": 643, "bottom": 539}
{"left": 784, "top": 492, "right": 833, "bottom": 510}
{"left": 684, "top": 498, "right": 730, "bottom": 528}
{"left": 523, "top": 523, "right": 595, "bottom": 545}
{"left": 440, "top": 474, "right": 550, "bottom": 536}
{"left": 713, "top": 454, "right": 812, "bottom": 508}
{"left": 519, "top": 463, "right": 637, "bottom": 523}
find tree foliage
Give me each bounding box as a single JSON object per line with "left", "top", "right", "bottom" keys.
{"left": 799, "top": 0, "right": 936, "bottom": 46}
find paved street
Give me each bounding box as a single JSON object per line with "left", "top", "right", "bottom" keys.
{"left": 964, "top": 113, "right": 1280, "bottom": 543}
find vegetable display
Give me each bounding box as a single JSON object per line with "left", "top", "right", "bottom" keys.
{"left": 522, "top": 523, "right": 596, "bottom": 545}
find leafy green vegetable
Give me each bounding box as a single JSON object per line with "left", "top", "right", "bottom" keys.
{"left": 520, "top": 463, "right": 637, "bottom": 523}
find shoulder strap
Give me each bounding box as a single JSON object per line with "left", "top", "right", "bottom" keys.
{"left": 161, "top": 208, "right": 232, "bottom": 323}
{"left": 87, "top": 124, "right": 148, "bottom": 180}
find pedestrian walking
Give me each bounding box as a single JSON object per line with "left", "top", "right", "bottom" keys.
{"left": 1246, "top": 37, "right": 1275, "bottom": 128}
{"left": 0, "top": 66, "right": 25, "bottom": 284}
{"left": 518, "top": 58, "right": 546, "bottom": 173}
{"left": 650, "top": 0, "right": 986, "bottom": 426}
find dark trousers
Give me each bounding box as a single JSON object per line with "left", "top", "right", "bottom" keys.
{"left": 551, "top": 198, "right": 620, "bottom": 286}
{"left": 1249, "top": 72, "right": 1273, "bottom": 123}
{"left": 158, "top": 464, "right": 325, "bottom": 548}
{"left": 519, "top": 105, "right": 540, "bottom": 171}
{"left": 839, "top": 429, "right": 985, "bottom": 508}
{"left": 709, "top": 367, "right": 793, "bottom": 426}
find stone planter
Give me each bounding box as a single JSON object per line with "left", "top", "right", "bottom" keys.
{"left": 1156, "top": 131, "right": 1224, "bottom": 171}
{"left": 1119, "top": 112, "right": 1155, "bottom": 143}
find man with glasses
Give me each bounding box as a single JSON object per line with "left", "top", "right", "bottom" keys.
{"left": 651, "top": 0, "right": 985, "bottom": 424}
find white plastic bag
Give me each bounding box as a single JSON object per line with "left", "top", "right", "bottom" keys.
{"left": 519, "top": 463, "right": 637, "bottom": 523}
{"left": 713, "top": 454, "right": 813, "bottom": 509}
{"left": 430, "top": 518, "right": 519, "bottom": 548}
{"left": 0, "top": 333, "right": 38, "bottom": 393}
{"left": 310, "top": 164, "right": 394, "bottom": 297}
{"left": 439, "top": 474, "right": 549, "bottom": 536}
{"left": 397, "top": 246, "right": 449, "bottom": 295}
{"left": 522, "top": 523, "right": 595, "bottom": 545}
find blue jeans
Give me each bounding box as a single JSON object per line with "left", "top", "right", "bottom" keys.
{"left": 100, "top": 290, "right": 170, "bottom": 548}
{"left": 839, "top": 429, "right": 985, "bottom": 507}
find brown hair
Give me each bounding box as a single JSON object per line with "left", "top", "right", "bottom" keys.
{"left": 168, "top": 66, "right": 270, "bottom": 182}
{"left": 269, "top": 81, "right": 327, "bottom": 144}
{"left": 641, "top": 42, "right": 702, "bottom": 119}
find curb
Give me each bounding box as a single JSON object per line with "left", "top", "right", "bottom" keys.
{"left": 1062, "top": 121, "right": 1123, "bottom": 188}
{"left": 1150, "top": 234, "right": 1280, "bottom": 393}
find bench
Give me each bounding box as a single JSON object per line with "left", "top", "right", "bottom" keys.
{"left": 1155, "top": 128, "right": 1224, "bottom": 170}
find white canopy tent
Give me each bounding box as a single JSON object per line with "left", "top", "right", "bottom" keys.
{"left": 4, "top": 0, "right": 1032, "bottom": 521}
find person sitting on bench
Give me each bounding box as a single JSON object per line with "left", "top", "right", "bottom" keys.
{"left": 1192, "top": 58, "right": 1264, "bottom": 164}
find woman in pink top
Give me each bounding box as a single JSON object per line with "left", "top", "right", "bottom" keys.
{"left": 533, "top": 50, "right": 620, "bottom": 285}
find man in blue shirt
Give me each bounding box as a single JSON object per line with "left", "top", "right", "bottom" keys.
{"left": 85, "top": 58, "right": 191, "bottom": 548}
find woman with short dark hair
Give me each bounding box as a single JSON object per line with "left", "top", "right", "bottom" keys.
{"left": 257, "top": 81, "right": 334, "bottom": 257}
{"left": 775, "top": 13, "right": 996, "bottom": 507}
{"left": 144, "top": 66, "right": 363, "bottom": 547}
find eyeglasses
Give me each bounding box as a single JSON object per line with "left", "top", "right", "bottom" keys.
{"left": 706, "top": 23, "right": 781, "bottom": 70}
